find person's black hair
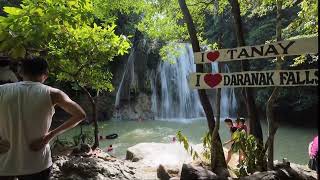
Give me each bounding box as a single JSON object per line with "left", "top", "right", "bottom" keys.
{"left": 239, "top": 117, "right": 245, "bottom": 123}
{"left": 20, "top": 57, "right": 48, "bottom": 76}
{"left": 224, "top": 118, "right": 232, "bottom": 123}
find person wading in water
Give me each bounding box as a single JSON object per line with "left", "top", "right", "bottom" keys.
{"left": 0, "top": 58, "right": 86, "bottom": 180}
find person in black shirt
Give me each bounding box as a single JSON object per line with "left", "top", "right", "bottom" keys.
{"left": 223, "top": 118, "right": 238, "bottom": 164}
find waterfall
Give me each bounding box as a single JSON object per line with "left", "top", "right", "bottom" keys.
{"left": 211, "top": 62, "right": 237, "bottom": 118}
{"left": 114, "top": 43, "right": 237, "bottom": 121}
{"left": 151, "top": 44, "right": 204, "bottom": 120}
{"left": 115, "top": 49, "right": 136, "bottom": 109}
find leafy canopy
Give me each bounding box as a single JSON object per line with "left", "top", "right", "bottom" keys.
{"left": 0, "top": 0, "right": 130, "bottom": 91}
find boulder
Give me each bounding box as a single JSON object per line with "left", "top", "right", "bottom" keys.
{"left": 180, "top": 163, "right": 219, "bottom": 180}
{"left": 157, "top": 164, "right": 172, "bottom": 180}
{"left": 157, "top": 164, "right": 180, "bottom": 180}
{"left": 126, "top": 142, "right": 193, "bottom": 168}
{"left": 51, "top": 155, "right": 141, "bottom": 180}
{"left": 239, "top": 161, "right": 318, "bottom": 180}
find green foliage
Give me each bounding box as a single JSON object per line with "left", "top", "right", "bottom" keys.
{"left": 159, "top": 43, "right": 185, "bottom": 63}
{"left": 134, "top": 0, "right": 220, "bottom": 61}
{"left": 176, "top": 131, "right": 200, "bottom": 161}
{"left": 177, "top": 130, "right": 214, "bottom": 165}
{"left": 0, "top": 0, "right": 94, "bottom": 59}
{"left": 72, "top": 130, "right": 94, "bottom": 146}
{"left": 284, "top": 0, "right": 318, "bottom": 38}
{"left": 209, "top": 0, "right": 319, "bottom": 114}
{"left": 231, "top": 130, "right": 266, "bottom": 176}
{"left": 48, "top": 23, "right": 130, "bottom": 91}
{"left": 0, "top": 0, "right": 130, "bottom": 92}
{"left": 136, "top": 0, "right": 187, "bottom": 42}
{"left": 201, "top": 131, "right": 211, "bottom": 163}
{"left": 93, "top": 0, "right": 145, "bottom": 21}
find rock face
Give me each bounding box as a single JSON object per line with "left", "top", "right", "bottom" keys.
{"left": 113, "top": 93, "right": 154, "bottom": 120}
{"left": 51, "top": 155, "right": 142, "bottom": 180}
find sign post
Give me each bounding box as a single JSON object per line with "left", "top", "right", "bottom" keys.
{"left": 194, "top": 37, "right": 318, "bottom": 64}
{"left": 189, "top": 69, "right": 318, "bottom": 89}
{"left": 188, "top": 36, "right": 318, "bottom": 90}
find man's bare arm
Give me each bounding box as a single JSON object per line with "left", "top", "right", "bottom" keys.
{"left": 30, "top": 88, "right": 86, "bottom": 151}
{"left": 49, "top": 88, "right": 86, "bottom": 137}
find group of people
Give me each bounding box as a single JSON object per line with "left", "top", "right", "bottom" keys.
{"left": 223, "top": 116, "right": 319, "bottom": 175}
{"left": 0, "top": 58, "right": 86, "bottom": 180}
{"left": 223, "top": 117, "right": 247, "bottom": 165}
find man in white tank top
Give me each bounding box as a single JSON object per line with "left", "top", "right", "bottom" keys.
{"left": 0, "top": 58, "right": 86, "bottom": 180}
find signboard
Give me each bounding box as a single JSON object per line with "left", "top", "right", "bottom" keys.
{"left": 194, "top": 37, "right": 318, "bottom": 64}
{"left": 189, "top": 69, "right": 318, "bottom": 89}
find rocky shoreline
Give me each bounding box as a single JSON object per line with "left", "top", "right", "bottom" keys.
{"left": 51, "top": 143, "right": 318, "bottom": 180}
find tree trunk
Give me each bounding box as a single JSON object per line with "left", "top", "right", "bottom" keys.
{"left": 80, "top": 85, "right": 99, "bottom": 149}
{"left": 212, "top": 62, "right": 222, "bottom": 143}
{"left": 266, "top": 0, "right": 283, "bottom": 170}
{"left": 178, "top": 0, "right": 228, "bottom": 176}
{"left": 228, "top": 0, "right": 263, "bottom": 143}
{"left": 211, "top": 62, "right": 222, "bottom": 174}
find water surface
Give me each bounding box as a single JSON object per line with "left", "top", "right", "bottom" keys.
{"left": 58, "top": 118, "right": 316, "bottom": 165}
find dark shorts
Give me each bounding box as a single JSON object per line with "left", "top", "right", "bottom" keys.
{"left": 308, "top": 157, "right": 319, "bottom": 173}
{"left": 0, "top": 167, "right": 51, "bottom": 180}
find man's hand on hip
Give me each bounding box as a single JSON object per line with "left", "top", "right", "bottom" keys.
{"left": 29, "top": 132, "right": 53, "bottom": 151}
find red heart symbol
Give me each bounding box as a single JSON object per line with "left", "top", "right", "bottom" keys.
{"left": 204, "top": 74, "right": 222, "bottom": 88}
{"left": 206, "top": 51, "right": 220, "bottom": 62}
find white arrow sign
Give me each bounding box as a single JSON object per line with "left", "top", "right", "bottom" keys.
{"left": 194, "top": 37, "right": 318, "bottom": 64}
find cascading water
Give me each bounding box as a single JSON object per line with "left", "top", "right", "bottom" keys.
{"left": 115, "top": 43, "right": 237, "bottom": 121}
{"left": 151, "top": 44, "right": 237, "bottom": 120}
{"left": 150, "top": 44, "right": 204, "bottom": 120}
{"left": 115, "top": 49, "right": 136, "bottom": 110}
{"left": 211, "top": 62, "right": 237, "bottom": 118}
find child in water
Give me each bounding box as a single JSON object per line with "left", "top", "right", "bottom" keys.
{"left": 107, "top": 145, "right": 113, "bottom": 152}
